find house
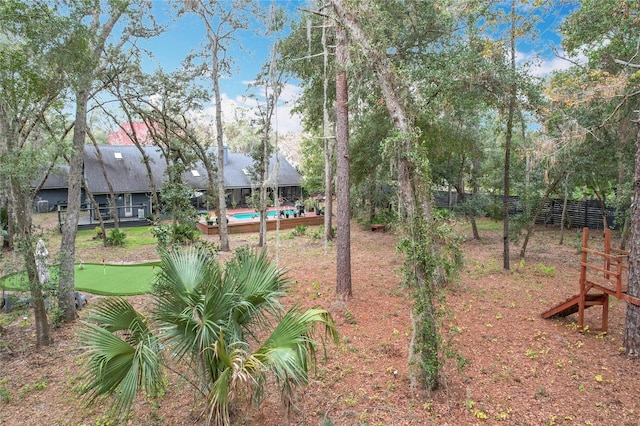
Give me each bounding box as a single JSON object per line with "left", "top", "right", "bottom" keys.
{"left": 82, "top": 144, "right": 168, "bottom": 219}
{"left": 33, "top": 165, "right": 70, "bottom": 213}
{"left": 222, "top": 150, "right": 303, "bottom": 208}
{"left": 34, "top": 145, "right": 303, "bottom": 223}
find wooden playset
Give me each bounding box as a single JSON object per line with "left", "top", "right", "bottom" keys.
{"left": 542, "top": 227, "right": 640, "bottom": 332}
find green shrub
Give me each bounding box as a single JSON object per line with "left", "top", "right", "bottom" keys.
{"left": 311, "top": 227, "right": 323, "bottom": 241}
{"left": 485, "top": 200, "right": 503, "bottom": 221}
{"left": 93, "top": 226, "right": 104, "bottom": 239}
{"left": 151, "top": 225, "right": 171, "bottom": 247}
{"left": 192, "top": 239, "right": 219, "bottom": 258}
{"left": 372, "top": 208, "right": 396, "bottom": 225}
{"left": 534, "top": 263, "right": 556, "bottom": 277}
{"left": 151, "top": 223, "right": 197, "bottom": 247}
{"left": 0, "top": 387, "right": 10, "bottom": 403}
{"left": 292, "top": 225, "right": 307, "bottom": 236}
{"left": 173, "top": 223, "right": 197, "bottom": 244}
{"left": 106, "top": 229, "right": 127, "bottom": 246}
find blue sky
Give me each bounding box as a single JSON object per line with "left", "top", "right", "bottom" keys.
{"left": 137, "top": 1, "right": 306, "bottom": 134}
{"left": 519, "top": 2, "right": 582, "bottom": 76}
{"left": 133, "top": 1, "right": 580, "bottom": 134}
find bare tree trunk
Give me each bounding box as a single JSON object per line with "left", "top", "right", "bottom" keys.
{"left": 0, "top": 195, "right": 9, "bottom": 249}
{"left": 58, "top": 88, "right": 89, "bottom": 323}
{"left": 623, "top": 113, "right": 640, "bottom": 356}
{"left": 519, "top": 174, "right": 564, "bottom": 258}
{"left": 332, "top": 0, "right": 439, "bottom": 391}
{"left": 322, "top": 12, "right": 335, "bottom": 244}
{"left": 331, "top": 3, "right": 423, "bottom": 217}
{"left": 10, "top": 177, "right": 51, "bottom": 347}
{"left": 259, "top": 37, "right": 282, "bottom": 248}
{"left": 621, "top": 216, "right": 630, "bottom": 250}
{"left": 559, "top": 174, "right": 569, "bottom": 245}
{"left": 470, "top": 146, "right": 481, "bottom": 241}
{"left": 455, "top": 188, "right": 480, "bottom": 240}
{"left": 335, "top": 22, "right": 351, "bottom": 300}
{"left": 258, "top": 137, "right": 269, "bottom": 247}
{"left": 212, "top": 40, "right": 230, "bottom": 252}
{"left": 502, "top": 0, "right": 517, "bottom": 271}
{"left": 617, "top": 140, "right": 630, "bottom": 250}
{"left": 367, "top": 176, "right": 375, "bottom": 224}
{"left": 133, "top": 115, "right": 162, "bottom": 215}
{"left": 57, "top": 7, "right": 123, "bottom": 323}
{"left": 1, "top": 106, "right": 51, "bottom": 345}
{"left": 593, "top": 189, "right": 609, "bottom": 230}
{"left": 0, "top": 72, "right": 54, "bottom": 348}
{"left": 82, "top": 183, "right": 108, "bottom": 247}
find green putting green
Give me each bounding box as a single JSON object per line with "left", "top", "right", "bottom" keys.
{"left": 0, "top": 262, "right": 161, "bottom": 296}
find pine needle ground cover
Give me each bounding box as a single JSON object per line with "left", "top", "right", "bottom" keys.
{"left": 0, "top": 262, "right": 161, "bottom": 296}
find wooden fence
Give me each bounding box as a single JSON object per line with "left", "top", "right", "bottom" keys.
{"left": 434, "top": 191, "right": 618, "bottom": 230}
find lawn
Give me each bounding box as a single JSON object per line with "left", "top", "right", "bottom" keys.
{"left": 0, "top": 262, "right": 161, "bottom": 296}
{"left": 74, "top": 226, "right": 158, "bottom": 251}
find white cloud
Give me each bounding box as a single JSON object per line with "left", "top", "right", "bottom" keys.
{"left": 212, "top": 83, "right": 303, "bottom": 134}
{"left": 275, "top": 83, "right": 303, "bottom": 135}
{"left": 517, "top": 48, "right": 587, "bottom": 77}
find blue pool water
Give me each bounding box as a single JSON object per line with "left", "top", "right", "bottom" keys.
{"left": 232, "top": 210, "right": 295, "bottom": 220}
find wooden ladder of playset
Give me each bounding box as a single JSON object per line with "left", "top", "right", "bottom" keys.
{"left": 541, "top": 227, "right": 640, "bottom": 332}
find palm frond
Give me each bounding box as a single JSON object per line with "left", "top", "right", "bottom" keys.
{"left": 155, "top": 247, "right": 220, "bottom": 295}
{"left": 206, "top": 336, "right": 265, "bottom": 426}
{"left": 226, "top": 249, "right": 288, "bottom": 329}
{"left": 255, "top": 307, "right": 339, "bottom": 390}
{"left": 207, "top": 368, "right": 232, "bottom": 426}
{"left": 79, "top": 319, "right": 162, "bottom": 419}
{"left": 85, "top": 297, "right": 149, "bottom": 337}
{"left": 154, "top": 247, "right": 226, "bottom": 362}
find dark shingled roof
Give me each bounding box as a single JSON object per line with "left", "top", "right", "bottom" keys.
{"left": 36, "top": 165, "right": 70, "bottom": 189}
{"left": 83, "top": 145, "right": 167, "bottom": 194}
{"left": 223, "top": 152, "right": 302, "bottom": 189}
{"left": 83, "top": 145, "right": 301, "bottom": 195}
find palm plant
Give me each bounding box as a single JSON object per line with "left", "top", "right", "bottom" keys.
{"left": 80, "top": 246, "right": 338, "bottom": 425}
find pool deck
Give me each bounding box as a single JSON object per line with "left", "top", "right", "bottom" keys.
{"left": 197, "top": 207, "right": 326, "bottom": 235}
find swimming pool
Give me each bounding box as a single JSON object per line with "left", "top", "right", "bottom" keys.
{"left": 232, "top": 210, "right": 296, "bottom": 220}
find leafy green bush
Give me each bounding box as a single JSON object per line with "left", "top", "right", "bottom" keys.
{"left": 172, "top": 223, "right": 197, "bottom": 244}
{"left": 93, "top": 226, "right": 105, "bottom": 240}
{"left": 151, "top": 225, "right": 171, "bottom": 247}
{"left": 0, "top": 386, "right": 10, "bottom": 403}
{"left": 151, "top": 223, "right": 197, "bottom": 247}
{"left": 534, "top": 263, "right": 556, "bottom": 277}
{"left": 292, "top": 225, "right": 307, "bottom": 236}
{"left": 106, "top": 229, "right": 126, "bottom": 246}
{"left": 371, "top": 208, "right": 396, "bottom": 225}
{"left": 191, "top": 239, "right": 219, "bottom": 258}
{"left": 485, "top": 200, "right": 503, "bottom": 221}
{"left": 433, "top": 207, "right": 456, "bottom": 222}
